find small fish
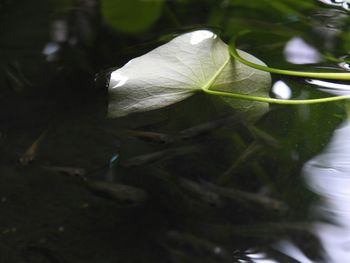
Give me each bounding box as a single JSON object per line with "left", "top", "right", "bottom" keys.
{"left": 217, "top": 141, "right": 262, "bottom": 185}
{"left": 203, "top": 181, "right": 287, "bottom": 212}
{"left": 5, "top": 68, "right": 25, "bottom": 92}
{"left": 120, "top": 146, "right": 198, "bottom": 167}
{"left": 19, "top": 130, "right": 47, "bottom": 165}
{"left": 4, "top": 61, "right": 35, "bottom": 93}
{"left": 109, "top": 154, "right": 119, "bottom": 168}
{"left": 124, "top": 130, "right": 175, "bottom": 144}
{"left": 82, "top": 179, "right": 147, "bottom": 205}
{"left": 246, "top": 124, "right": 280, "bottom": 148}
{"left": 41, "top": 165, "right": 86, "bottom": 177}
{"left": 105, "top": 153, "right": 119, "bottom": 182}
{"left": 176, "top": 178, "right": 222, "bottom": 207}
{"left": 178, "top": 115, "right": 240, "bottom": 140}
{"left": 111, "top": 115, "right": 239, "bottom": 144}
{"left": 202, "top": 222, "right": 314, "bottom": 240}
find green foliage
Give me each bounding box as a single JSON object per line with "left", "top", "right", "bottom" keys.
{"left": 101, "top": 0, "right": 164, "bottom": 33}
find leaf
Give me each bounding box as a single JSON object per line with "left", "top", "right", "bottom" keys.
{"left": 101, "top": 0, "right": 163, "bottom": 33}
{"left": 303, "top": 120, "right": 350, "bottom": 202}
{"left": 108, "top": 30, "right": 271, "bottom": 119}
{"left": 303, "top": 120, "right": 350, "bottom": 261}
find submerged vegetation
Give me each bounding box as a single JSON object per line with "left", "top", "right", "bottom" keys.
{"left": 1, "top": 0, "right": 350, "bottom": 262}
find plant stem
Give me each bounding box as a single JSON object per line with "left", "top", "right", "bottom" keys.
{"left": 202, "top": 87, "right": 350, "bottom": 104}
{"left": 230, "top": 32, "right": 350, "bottom": 80}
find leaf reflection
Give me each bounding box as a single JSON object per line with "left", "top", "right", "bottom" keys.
{"left": 303, "top": 119, "right": 350, "bottom": 262}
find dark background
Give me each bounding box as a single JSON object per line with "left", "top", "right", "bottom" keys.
{"left": 0, "top": 0, "right": 349, "bottom": 262}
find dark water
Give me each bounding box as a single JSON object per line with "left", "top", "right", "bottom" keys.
{"left": 1, "top": 0, "right": 350, "bottom": 262}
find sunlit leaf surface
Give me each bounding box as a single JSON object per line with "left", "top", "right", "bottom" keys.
{"left": 108, "top": 30, "right": 271, "bottom": 119}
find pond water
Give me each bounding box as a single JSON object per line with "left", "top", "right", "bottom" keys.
{"left": 1, "top": 0, "right": 350, "bottom": 262}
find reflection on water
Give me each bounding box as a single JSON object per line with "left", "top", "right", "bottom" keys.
{"left": 337, "top": 56, "right": 350, "bottom": 71}
{"left": 237, "top": 251, "right": 279, "bottom": 263}
{"left": 50, "top": 20, "right": 68, "bottom": 43}
{"left": 303, "top": 120, "right": 350, "bottom": 262}
{"left": 283, "top": 37, "right": 322, "bottom": 64}
{"left": 276, "top": 240, "right": 314, "bottom": 263}
{"left": 271, "top": 80, "right": 292, "bottom": 99}
{"left": 338, "top": 61, "right": 350, "bottom": 71}
{"left": 306, "top": 79, "right": 350, "bottom": 95}
{"left": 317, "top": 0, "right": 350, "bottom": 10}
{"left": 42, "top": 42, "right": 60, "bottom": 62}
{"left": 42, "top": 19, "right": 69, "bottom": 62}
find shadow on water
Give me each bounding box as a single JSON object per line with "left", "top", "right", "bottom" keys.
{"left": 2, "top": 0, "right": 350, "bottom": 262}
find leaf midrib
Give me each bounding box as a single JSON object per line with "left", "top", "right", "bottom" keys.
{"left": 201, "top": 55, "right": 230, "bottom": 92}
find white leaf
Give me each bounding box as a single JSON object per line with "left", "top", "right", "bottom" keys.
{"left": 108, "top": 30, "right": 271, "bottom": 118}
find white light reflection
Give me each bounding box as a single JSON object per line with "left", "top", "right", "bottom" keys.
{"left": 306, "top": 79, "right": 350, "bottom": 95}
{"left": 43, "top": 42, "right": 60, "bottom": 56}
{"left": 318, "top": 0, "right": 344, "bottom": 6}
{"left": 303, "top": 120, "right": 350, "bottom": 263}
{"left": 42, "top": 42, "right": 60, "bottom": 62}
{"left": 276, "top": 240, "right": 314, "bottom": 263}
{"left": 110, "top": 72, "right": 128, "bottom": 88}
{"left": 284, "top": 37, "right": 322, "bottom": 64}
{"left": 272, "top": 80, "right": 292, "bottom": 99}
{"left": 317, "top": 0, "right": 350, "bottom": 10}
{"left": 190, "top": 30, "right": 216, "bottom": 45}
{"left": 338, "top": 61, "right": 350, "bottom": 71}
{"left": 238, "top": 251, "right": 278, "bottom": 263}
